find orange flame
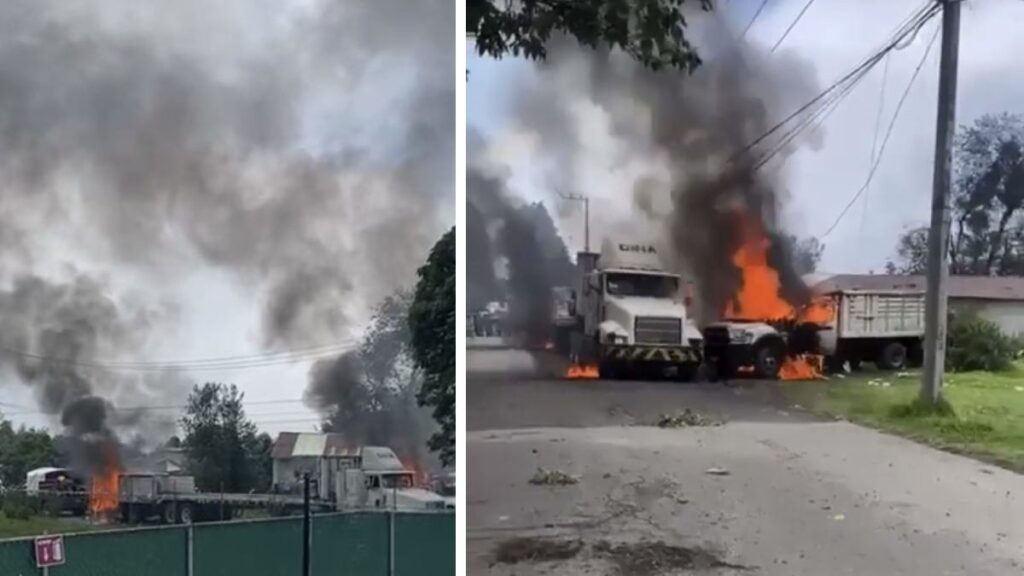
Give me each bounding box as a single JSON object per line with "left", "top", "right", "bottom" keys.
{"left": 89, "top": 444, "right": 121, "bottom": 518}
{"left": 724, "top": 216, "right": 835, "bottom": 325}
{"left": 566, "top": 363, "right": 600, "bottom": 379}
{"left": 779, "top": 354, "right": 825, "bottom": 381}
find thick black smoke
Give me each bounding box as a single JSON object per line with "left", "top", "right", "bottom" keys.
{"left": 0, "top": 0, "right": 452, "bottom": 467}
{"left": 496, "top": 13, "right": 821, "bottom": 322}
{"left": 469, "top": 168, "right": 572, "bottom": 347}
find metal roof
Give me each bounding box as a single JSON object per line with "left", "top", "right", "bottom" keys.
{"left": 271, "top": 432, "right": 360, "bottom": 459}
{"left": 810, "top": 274, "right": 1024, "bottom": 301}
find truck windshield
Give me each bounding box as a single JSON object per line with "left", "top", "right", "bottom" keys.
{"left": 381, "top": 474, "right": 414, "bottom": 488}
{"left": 605, "top": 273, "right": 678, "bottom": 298}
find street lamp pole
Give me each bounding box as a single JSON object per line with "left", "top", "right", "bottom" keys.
{"left": 558, "top": 191, "right": 590, "bottom": 253}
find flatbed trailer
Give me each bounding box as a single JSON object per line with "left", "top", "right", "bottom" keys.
{"left": 118, "top": 474, "right": 334, "bottom": 524}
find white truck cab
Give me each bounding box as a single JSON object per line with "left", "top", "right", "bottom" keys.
{"left": 572, "top": 240, "right": 702, "bottom": 380}
{"left": 336, "top": 447, "right": 448, "bottom": 511}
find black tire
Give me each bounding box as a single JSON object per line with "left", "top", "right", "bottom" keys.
{"left": 161, "top": 502, "right": 177, "bottom": 525}
{"left": 877, "top": 341, "right": 907, "bottom": 371}
{"left": 179, "top": 503, "right": 196, "bottom": 525}
{"left": 674, "top": 363, "right": 698, "bottom": 383}
{"left": 754, "top": 343, "right": 783, "bottom": 380}
{"left": 599, "top": 359, "right": 618, "bottom": 380}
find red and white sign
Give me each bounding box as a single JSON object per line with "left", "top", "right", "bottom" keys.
{"left": 34, "top": 536, "right": 65, "bottom": 568}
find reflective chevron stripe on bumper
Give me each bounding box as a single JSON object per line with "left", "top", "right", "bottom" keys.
{"left": 602, "top": 345, "right": 701, "bottom": 363}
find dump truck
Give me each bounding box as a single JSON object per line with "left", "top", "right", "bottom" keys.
{"left": 567, "top": 239, "right": 703, "bottom": 380}
{"left": 703, "top": 289, "right": 926, "bottom": 378}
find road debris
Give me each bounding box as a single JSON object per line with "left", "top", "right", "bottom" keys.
{"left": 867, "top": 378, "right": 892, "bottom": 388}
{"left": 705, "top": 467, "right": 731, "bottom": 476}
{"left": 492, "top": 537, "right": 583, "bottom": 565}
{"left": 593, "top": 540, "right": 750, "bottom": 575}
{"left": 832, "top": 514, "right": 846, "bottom": 521}
{"left": 530, "top": 467, "right": 580, "bottom": 486}
{"left": 656, "top": 409, "right": 722, "bottom": 428}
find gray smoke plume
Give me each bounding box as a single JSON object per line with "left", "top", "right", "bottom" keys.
{"left": 0, "top": 0, "right": 452, "bottom": 467}
{"left": 469, "top": 168, "right": 558, "bottom": 347}
{"left": 495, "top": 13, "right": 821, "bottom": 323}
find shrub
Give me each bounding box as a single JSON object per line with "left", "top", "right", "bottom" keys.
{"left": 2, "top": 492, "right": 39, "bottom": 520}
{"left": 946, "top": 312, "right": 1016, "bottom": 372}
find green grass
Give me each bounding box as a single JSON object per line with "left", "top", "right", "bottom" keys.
{"left": 784, "top": 366, "right": 1024, "bottom": 471}
{"left": 0, "top": 512, "right": 98, "bottom": 539}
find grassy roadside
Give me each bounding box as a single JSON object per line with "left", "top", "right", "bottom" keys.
{"left": 0, "top": 512, "right": 99, "bottom": 539}
{"left": 783, "top": 367, "right": 1024, "bottom": 472}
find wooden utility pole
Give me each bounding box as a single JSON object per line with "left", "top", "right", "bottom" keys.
{"left": 921, "top": 0, "right": 961, "bottom": 403}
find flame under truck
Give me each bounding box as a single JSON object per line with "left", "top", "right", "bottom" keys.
{"left": 565, "top": 240, "right": 703, "bottom": 380}
{"left": 703, "top": 289, "right": 926, "bottom": 379}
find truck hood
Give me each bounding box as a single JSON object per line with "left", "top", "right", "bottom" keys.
{"left": 395, "top": 488, "right": 446, "bottom": 504}
{"left": 603, "top": 296, "right": 701, "bottom": 342}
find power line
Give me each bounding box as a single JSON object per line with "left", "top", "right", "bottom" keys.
{"left": 0, "top": 342, "right": 357, "bottom": 372}
{"left": 740, "top": 0, "right": 771, "bottom": 40}
{"left": 742, "top": 0, "right": 940, "bottom": 169}
{"left": 822, "top": 21, "right": 943, "bottom": 239}
{"left": 770, "top": 0, "right": 818, "bottom": 53}
{"left": 862, "top": 52, "right": 892, "bottom": 232}
{"left": 1, "top": 398, "right": 310, "bottom": 417}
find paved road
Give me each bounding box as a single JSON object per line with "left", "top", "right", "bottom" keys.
{"left": 467, "top": 349, "right": 1024, "bottom": 575}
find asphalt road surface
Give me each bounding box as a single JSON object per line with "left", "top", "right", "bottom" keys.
{"left": 467, "top": 347, "right": 1024, "bottom": 575}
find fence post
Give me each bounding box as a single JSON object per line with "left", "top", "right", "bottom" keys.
{"left": 186, "top": 524, "right": 194, "bottom": 576}
{"left": 388, "top": 510, "right": 395, "bottom": 576}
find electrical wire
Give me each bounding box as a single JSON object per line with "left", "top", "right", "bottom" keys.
{"left": 740, "top": 0, "right": 940, "bottom": 169}
{"left": 862, "top": 52, "right": 892, "bottom": 232}
{"left": 770, "top": 0, "right": 818, "bottom": 53}
{"left": 0, "top": 341, "right": 357, "bottom": 372}
{"left": 0, "top": 398, "right": 311, "bottom": 417}
{"left": 822, "top": 21, "right": 943, "bottom": 239}
{"left": 740, "top": 0, "right": 771, "bottom": 40}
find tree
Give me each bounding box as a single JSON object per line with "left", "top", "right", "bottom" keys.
{"left": 180, "top": 383, "right": 263, "bottom": 492}
{"left": 468, "top": 0, "right": 713, "bottom": 72}
{"left": 0, "top": 419, "right": 55, "bottom": 488}
{"left": 890, "top": 113, "right": 1024, "bottom": 275}
{"left": 408, "top": 227, "right": 455, "bottom": 467}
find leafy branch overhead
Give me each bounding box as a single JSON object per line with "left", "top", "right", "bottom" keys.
{"left": 468, "top": 0, "right": 714, "bottom": 72}
{"left": 408, "top": 227, "right": 455, "bottom": 467}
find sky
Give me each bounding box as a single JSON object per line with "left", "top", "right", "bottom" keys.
{"left": 0, "top": 0, "right": 454, "bottom": 440}
{"left": 467, "top": 0, "right": 1024, "bottom": 274}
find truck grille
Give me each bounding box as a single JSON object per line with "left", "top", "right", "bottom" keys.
{"left": 635, "top": 317, "right": 682, "bottom": 345}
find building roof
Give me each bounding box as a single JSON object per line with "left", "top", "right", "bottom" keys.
{"left": 271, "top": 432, "right": 359, "bottom": 459}
{"left": 810, "top": 274, "right": 1024, "bottom": 301}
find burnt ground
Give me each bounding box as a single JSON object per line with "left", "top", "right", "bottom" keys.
{"left": 467, "top": 348, "right": 1024, "bottom": 576}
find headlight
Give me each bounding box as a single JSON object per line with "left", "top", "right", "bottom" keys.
{"left": 731, "top": 330, "right": 754, "bottom": 345}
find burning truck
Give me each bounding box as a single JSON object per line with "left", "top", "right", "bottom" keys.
{"left": 702, "top": 217, "right": 926, "bottom": 380}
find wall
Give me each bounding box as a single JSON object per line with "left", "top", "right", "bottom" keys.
{"left": 0, "top": 511, "right": 454, "bottom": 576}
{"left": 952, "top": 298, "right": 1024, "bottom": 336}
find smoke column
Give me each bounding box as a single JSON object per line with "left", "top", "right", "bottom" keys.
{"left": 489, "top": 11, "right": 822, "bottom": 322}
{"left": 0, "top": 0, "right": 453, "bottom": 467}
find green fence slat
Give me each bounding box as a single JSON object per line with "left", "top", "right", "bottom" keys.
{"left": 312, "top": 513, "right": 388, "bottom": 576}
{"left": 193, "top": 518, "right": 303, "bottom": 576}
{"left": 0, "top": 539, "right": 37, "bottom": 575}
{"left": 394, "top": 512, "right": 455, "bottom": 576}
{"left": 50, "top": 527, "right": 187, "bottom": 576}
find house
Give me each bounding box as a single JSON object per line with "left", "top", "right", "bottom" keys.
{"left": 809, "top": 274, "right": 1024, "bottom": 336}
{"left": 271, "top": 432, "right": 359, "bottom": 499}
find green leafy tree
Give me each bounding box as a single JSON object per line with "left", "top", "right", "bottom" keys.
{"left": 891, "top": 113, "right": 1024, "bottom": 275}
{"left": 408, "top": 227, "right": 455, "bottom": 467}
{"left": 468, "top": 0, "right": 713, "bottom": 72}
{"left": 180, "top": 383, "right": 263, "bottom": 492}
{"left": 0, "top": 420, "right": 55, "bottom": 488}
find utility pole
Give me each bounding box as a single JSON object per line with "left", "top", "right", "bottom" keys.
{"left": 557, "top": 191, "right": 590, "bottom": 252}
{"left": 302, "top": 473, "right": 311, "bottom": 576}
{"left": 921, "top": 0, "right": 961, "bottom": 404}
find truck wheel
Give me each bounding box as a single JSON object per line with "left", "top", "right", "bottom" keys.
{"left": 598, "top": 360, "right": 618, "bottom": 380}
{"left": 127, "top": 504, "right": 142, "bottom": 524}
{"left": 179, "top": 503, "right": 196, "bottom": 525}
{"left": 754, "top": 344, "right": 782, "bottom": 380}
{"left": 877, "top": 342, "right": 907, "bottom": 370}
{"left": 161, "top": 502, "right": 177, "bottom": 525}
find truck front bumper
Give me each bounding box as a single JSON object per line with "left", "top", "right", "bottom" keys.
{"left": 602, "top": 344, "right": 701, "bottom": 364}
{"left": 704, "top": 343, "right": 756, "bottom": 366}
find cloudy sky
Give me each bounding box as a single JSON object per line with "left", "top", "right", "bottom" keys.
{"left": 0, "top": 0, "right": 453, "bottom": 438}
{"left": 468, "top": 0, "right": 1024, "bottom": 275}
